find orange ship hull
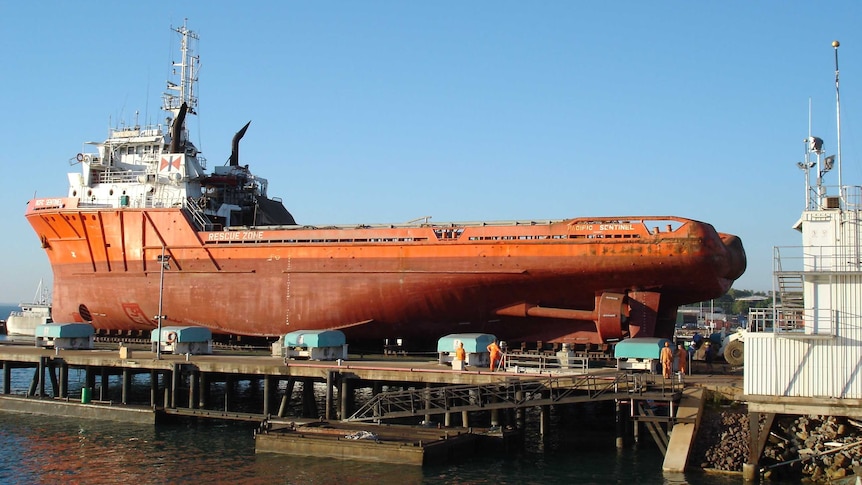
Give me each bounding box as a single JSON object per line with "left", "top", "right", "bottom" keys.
{"left": 26, "top": 197, "right": 745, "bottom": 346}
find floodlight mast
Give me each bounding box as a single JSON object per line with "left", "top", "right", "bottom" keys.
{"left": 806, "top": 135, "right": 827, "bottom": 207}
{"left": 802, "top": 41, "right": 843, "bottom": 212}
{"left": 798, "top": 155, "right": 814, "bottom": 211}
{"left": 800, "top": 98, "right": 816, "bottom": 211}
{"left": 833, "top": 40, "right": 843, "bottom": 208}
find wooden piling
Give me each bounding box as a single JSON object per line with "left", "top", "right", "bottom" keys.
{"left": 325, "top": 372, "right": 333, "bottom": 419}
{"left": 122, "top": 368, "right": 131, "bottom": 404}
{"left": 340, "top": 376, "right": 353, "bottom": 420}
{"left": 2, "top": 362, "right": 9, "bottom": 394}
{"left": 301, "top": 378, "right": 317, "bottom": 418}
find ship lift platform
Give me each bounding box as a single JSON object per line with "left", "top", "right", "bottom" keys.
{"left": 278, "top": 330, "right": 348, "bottom": 361}
{"left": 151, "top": 326, "right": 213, "bottom": 355}
{"left": 613, "top": 337, "right": 674, "bottom": 372}
{"left": 35, "top": 323, "right": 95, "bottom": 350}
{"left": 437, "top": 333, "right": 495, "bottom": 368}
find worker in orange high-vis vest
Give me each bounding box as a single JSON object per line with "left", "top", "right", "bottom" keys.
{"left": 660, "top": 341, "right": 674, "bottom": 379}
{"left": 487, "top": 339, "right": 502, "bottom": 371}
{"left": 455, "top": 341, "right": 466, "bottom": 367}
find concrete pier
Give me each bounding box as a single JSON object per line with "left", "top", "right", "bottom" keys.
{"left": 662, "top": 388, "right": 704, "bottom": 472}
{"left": 0, "top": 342, "right": 709, "bottom": 466}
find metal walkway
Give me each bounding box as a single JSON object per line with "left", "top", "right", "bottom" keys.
{"left": 347, "top": 372, "right": 682, "bottom": 423}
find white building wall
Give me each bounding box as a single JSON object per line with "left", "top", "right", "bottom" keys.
{"left": 744, "top": 330, "right": 862, "bottom": 399}
{"left": 745, "top": 208, "right": 862, "bottom": 399}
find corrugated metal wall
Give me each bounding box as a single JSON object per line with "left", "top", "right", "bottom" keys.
{"left": 745, "top": 274, "right": 862, "bottom": 399}
{"left": 744, "top": 333, "right": 862, "bottom": 399}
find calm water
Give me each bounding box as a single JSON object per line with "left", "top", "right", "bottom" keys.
{"left": 0, "top": 410, "right": 752, "bottom": 485}
{"left": 0, "top": 369, "right": 764, "bottom": 485}
{"left": 0, "top": 303, "right": 796, "bottom": 484}
{"left": 1, "top": 304, "right": 19, "bottom": 319}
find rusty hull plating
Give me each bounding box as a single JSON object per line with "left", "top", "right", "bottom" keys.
{"left": 26, "top": 201, "right": 745, "bottom": 345}
{"left": 24, "top": 22, "right": 746, "bottom": 346}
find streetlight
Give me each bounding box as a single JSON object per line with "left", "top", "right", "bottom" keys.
{"left": 155, "top": 246, "right": 171, "bottom": 359}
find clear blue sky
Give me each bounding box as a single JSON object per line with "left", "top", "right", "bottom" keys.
{"left": 1, "top": 1, "right": 861, "bottom": 303}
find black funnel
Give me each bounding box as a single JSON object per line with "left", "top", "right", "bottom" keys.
{"left": 229, "top": 121, "right": 251, "bottom": 167}
{"left": 169, "top": 102, "right": 188, "bottom": 154}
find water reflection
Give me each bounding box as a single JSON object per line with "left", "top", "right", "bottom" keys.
{"left": 0, "top": 349, "right": 800, "bottom": 485}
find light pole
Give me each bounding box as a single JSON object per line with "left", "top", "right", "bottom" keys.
{"left": 156, "top": 246, "right": 171, "bottom": 359}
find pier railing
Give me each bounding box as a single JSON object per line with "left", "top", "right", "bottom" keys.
{"left": 502, "top": 351, "right": 589, "bottom": 373}
{"left": 775, "top": 244, "right": 862, "bottom": 274}
{"left": 747, "top": 307, "right": 805, "bottom": 333}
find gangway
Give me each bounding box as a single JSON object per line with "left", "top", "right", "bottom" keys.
{"left": 346, "top": 372, "right": 682, "bottom": 423}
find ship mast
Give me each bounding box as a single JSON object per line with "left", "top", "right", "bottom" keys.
{"left": 163, "top": 19, "right": 199, "bottom": 119}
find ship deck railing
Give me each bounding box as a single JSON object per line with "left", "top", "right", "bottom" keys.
{"left": 184, "top": 197, "right": 219, "bottom": 231}
{"left": 76, "top": 194, "right": 188, "bottom": 210}
{"left": 96, "top": 169, "right": 149, "bottom": 185}
{"left": 224, "top": 219, "right": 566, "bottom": 232}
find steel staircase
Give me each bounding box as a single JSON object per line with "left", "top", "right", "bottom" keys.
{"left": 774, "top": 247, "right": 804, "bottom": 309}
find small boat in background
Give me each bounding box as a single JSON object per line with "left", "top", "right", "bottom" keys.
{"left": 6, "top": 280, "right": 52, "bottom": 336}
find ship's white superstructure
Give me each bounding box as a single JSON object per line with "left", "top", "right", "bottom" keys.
{"left": 66, "top": 21, "right": 274, "bottom": 229}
